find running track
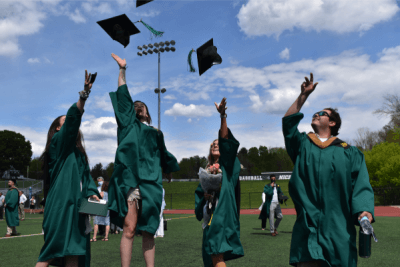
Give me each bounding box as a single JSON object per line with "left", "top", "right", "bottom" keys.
{"left": 164, "top": 206, "right": 400, "bottom": 217}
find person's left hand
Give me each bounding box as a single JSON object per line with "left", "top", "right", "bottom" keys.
{"left": 84, "top": 70, "right": 93, "bottom": 91}
{"left": 358, "top": 211, "right": 373, "bottom": 223}
{"left": 90, "top": 195, "right": 100, "bottom": 201}
{"left": 214, "top": 97, "right": 227, "bottom": 115}
{"left": 166, "top": 173, "right": 173, "bottom": 183}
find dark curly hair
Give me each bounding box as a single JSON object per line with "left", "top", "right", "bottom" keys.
{"left": 324, "top": 108, "right": 341, "bottom": 136}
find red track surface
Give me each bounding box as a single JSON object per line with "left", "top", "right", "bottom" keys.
{"left": 164, "top": 206, "right": 400, "bottom": 217}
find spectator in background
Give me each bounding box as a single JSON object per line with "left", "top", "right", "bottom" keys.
{"left": 0, "top": 192, "right": 5, "bottom": 220}
{"left": 30, "top": 196, "right": 36, "bottom": 214}
{"left": 5, "top": 179, "right": 19, "bottom": 237}
{"left": 95, "top": 177, "right": 105, "bottom": 236}
{"left": 91, "top": 181, "right": 111, "bottom": 242}
{"left": 19, "top": 191, "right": 27, "bottom": 221}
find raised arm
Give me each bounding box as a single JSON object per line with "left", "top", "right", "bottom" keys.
{"left": 111, "top": 53, "right": 127, "bottom": 87}
{"left": 215, "top": 97, "right": 228, "bottom": 139}
{"left": 284, "top": 73, "right": 318, "bottom": 117}
{"left": 77, "top": 70, "right": 95, "bottom": 113}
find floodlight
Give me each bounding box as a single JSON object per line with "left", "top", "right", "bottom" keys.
{"left": 143, "top": 50, "right": 148, "bottom": 55}
{"left": 159, "top": 42, "right": 164, "bottom": 47}
{"left": 148, "top": 43, "right": 153, "bottom": 48}
{"left": 165, "top": 41, "right": 170, "bottom": 46}
{"left": 165, "top": 47, "right": 170, "bottom": 52}
{"left": 138, "top": 46, "right": 143, "bottom": 50}
{"left": 161, "top": 88, "right": 166, "bottom": 93}
{"left": 148, "top": 50, "right": 153, "bottom": 54}
{"left": 154, "top": 88, "right": 160, "bottom": 93}
{"left": 143, "top": 44, "right": 148, "bottom": 49}
{"left": 171, "top": 47, "right": 176, "bottom": 52}
{"left": 170, "top": 40, "right": 176, "bottom": 45}
{"left": 137, "top": 52, "right": 143, "bottom": 56}
{"left": 154, "top": 43, "right": 160, "bottom": 47}
{"left": 160, "top": 47, "right": 165, "bottom": 52}
{"left": 153, "top": 48, "right": 159, "bottom": 53}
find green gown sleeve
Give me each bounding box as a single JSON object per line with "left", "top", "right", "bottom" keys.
{"left": 157, "top": 131, "right": 180, "bottom": 174}
{"left": 264, "top": 185, "right": 273, "bottom": 197}
{"left": 282, "top": 113, "right": 306, "bottom": 164}
{"left": 56, "top": 103, "right": 84, "bottom": 156}
{"left": 5, "top": 189, "right": 18, "bottom": 209}
{"left": 218, "top": 128, "right": 240, "bottom": 174}
{"left": 195, "top": 183, "right": 206, "bottom": 221}
{"left": 349, "top": 147, "right": 376, "bottom": 225}
{"left": 109, "top": 84, "right": 136, "bottom": 130}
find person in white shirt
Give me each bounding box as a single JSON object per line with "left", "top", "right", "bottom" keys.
{"left": 258, "top": 174, "right": 284, "bottom": 236}
{"left": 0, "top": 192, "right": 5, "bottom": 220}
{"left": 155, "top": 188, "right": 166, "bottom": 238}
{"left": 30, "top": 196, "right": 36, "bottom": 214}
{"left": 19, "top": 191, "right": 27, "bottom": 221}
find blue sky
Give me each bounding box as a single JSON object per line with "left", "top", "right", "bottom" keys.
{"left": 1, "top": 0, "right": 400, "bottom": 168}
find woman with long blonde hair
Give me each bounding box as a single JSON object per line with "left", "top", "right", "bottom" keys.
{"left": 195, "top": 97, "right": 244, "bottom": 267}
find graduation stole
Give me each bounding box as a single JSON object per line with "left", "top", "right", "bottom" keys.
{"left": 307, "top": 132, "right": 350, "bottom": 149}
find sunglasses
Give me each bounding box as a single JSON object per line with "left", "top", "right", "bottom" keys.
{"left": 312, "top": 111, "right": 331, "bottom": 119}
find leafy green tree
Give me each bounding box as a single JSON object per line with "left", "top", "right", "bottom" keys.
{"left": 90, "top": 163, "right": 109, "bottom": 181}
{"left": 105, "top": 162, "right": 114, "bottom": 179}
{"left": 364, "top": 142, "right": 400, "bottom": 205}
{"left": 0, "top": 130, "right": 32, "bottom": 177}
{"left": 28, "top": 157, "right": 43, "bottom": 179}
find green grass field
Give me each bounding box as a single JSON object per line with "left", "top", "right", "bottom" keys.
{"left": 1, "top": 212, "right": 399, "bottom": 266}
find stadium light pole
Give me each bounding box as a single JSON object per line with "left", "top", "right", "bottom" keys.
{"left": 137, "top": 40, "right": 176, "bottom": 130}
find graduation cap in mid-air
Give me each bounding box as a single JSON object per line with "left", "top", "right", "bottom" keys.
{"left": 136, "top": 0, "right": 154, "bottom": 8}
{"left": 97, "top": 14, "right": 140, "bottom": 48}
{"left": 188, "top": 38, "right": 222, "bottom": 76}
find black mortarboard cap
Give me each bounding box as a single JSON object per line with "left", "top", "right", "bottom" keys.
{"left": 137, "top": 0, "right": 154, "bottom": 8}
{"left": 196, "top": 38, "right": 222, "bottom": 76}
{"left": 97, "top": 14, "right": 140, "bottom": 48}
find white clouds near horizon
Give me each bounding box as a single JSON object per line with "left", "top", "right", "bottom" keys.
{"left": 165, "top": 103, "right": 214, "bottom": 118}
{"left": 279, "top": 48, "right": 290, "bottom": 60}
{"left": 237, "top": 0, "right": 399, "bottom": 38}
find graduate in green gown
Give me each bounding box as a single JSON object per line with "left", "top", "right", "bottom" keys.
{"left": 195, "top": 97, "right": 244, "bottom": 267}
{"left": 282, "top": 73, "right": 375, "bottom": 267}
{"left": 5, "top": 179, "right": 19, "bottom": 237}
{"left": 36, "top": 70, "right": 100, "bottom": 267}
{"left": 258, "top": 174, "right": 285, "bottom": 234}
{"left": 107, "top": 54, "right": 180, "bottom": 267}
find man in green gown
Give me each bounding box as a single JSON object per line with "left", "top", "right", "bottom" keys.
{"left": 282, "top": 73, "right": 375, "bottom": 267}
{"left": 258, "top": 174, "right": 285, "bottom": 235}
{"left": 5, "top": 179, "right": 19, "bottom": 237}
{"left": 195, "top": 98, "right": 244, "bottom": 267}
{"left": 108, "top": 54, "right": 180, "bottom": 267}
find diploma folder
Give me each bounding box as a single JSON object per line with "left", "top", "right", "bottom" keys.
{"left": 79, "top": 198, "right": 108, "bottom": 217}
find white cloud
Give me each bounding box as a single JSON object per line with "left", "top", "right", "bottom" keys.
{"left": 210, "top": 46, "right": 400, "bottom": 115}
{"left": 188, "top": 118, "right": 192, "bottom": 123}
{"left": 0, "top": 1, "right": 49, "bottom": 57}
{"left": 27, "top": 58, "right": 40, "bottom": 64}
{"left": 165, "top": 103, "right": 214, "bottom": 118}
{"left": 279, "top": 48, "right": 290, "bottom": 60}
{"left": 82, "top": 2, "right": 113, "bottom": 15}
{"left": 220, "top": 88, "right": 234, "bottom": 93}
{"left": 92, "top": 93, "right": 114, "bottom": 112}
{"left": 133, "top": 10, "right": 161, "bottom": 18}
{"left": 164, "top": 95, "right": 176, "bottom": 100}
{"left": 237, "top": 0, "right": 399, "bottom": 38}
{"left": 68, "top": 8, "right": 86, "bottom": 24}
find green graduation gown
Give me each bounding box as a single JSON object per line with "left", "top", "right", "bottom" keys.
{"left": 5, "top": 188, "right": 19, "bottom": 227}
{"left": 258, "top": 184, "right": 283, "bottom": 220}
{"left": 283, "top": 112, "right": 375, "bottom": 267}
{"left": 195, "top": 129, "right": 244, "bottom": 267}
{"left": 38, "top": 103, "right": 100, "bottom": 267}
{"left": 108, "top": 84, "right": 179, "bottom": 234}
